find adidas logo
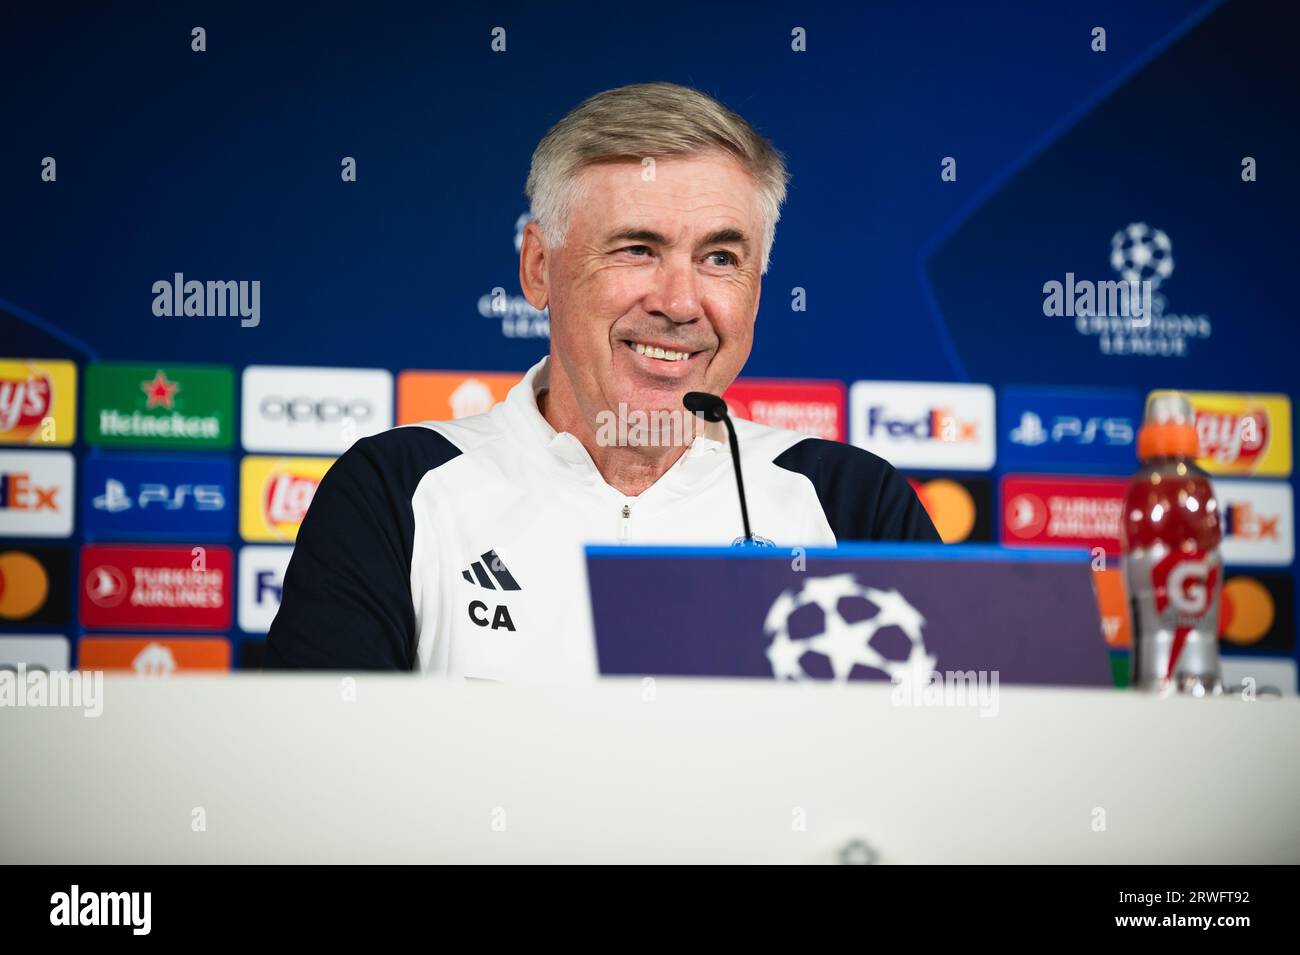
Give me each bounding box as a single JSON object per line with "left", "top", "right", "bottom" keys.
{"left": 460, "top": 549, "right": 521, "bottom": 591}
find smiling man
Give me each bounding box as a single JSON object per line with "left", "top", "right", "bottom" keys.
{"left": 265, "top": 82, "right": 939, "bottom": 676}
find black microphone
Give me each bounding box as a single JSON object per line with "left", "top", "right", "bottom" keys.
{"left": 683, "top": 391, "right": 760, "bottom": 545}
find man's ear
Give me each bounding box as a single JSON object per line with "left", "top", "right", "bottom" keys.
{"left": 519, "top": 220, "right": 550, "bottom": 311}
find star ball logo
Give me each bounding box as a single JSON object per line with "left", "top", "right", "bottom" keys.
{"left": 764, "top": 574, "right": 934, "bottom": 682}
{"left": 1071, "top": 223, "right": 1213, "bottom": 358}
{"left": 475, "top": 212, "right": 550, "bottom": 338}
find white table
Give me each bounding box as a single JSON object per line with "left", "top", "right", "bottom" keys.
{"left": 2, "top": 675, "right": 1296, "bottom": 863}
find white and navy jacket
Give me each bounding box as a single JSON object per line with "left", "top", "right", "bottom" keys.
{"left": 264, "top": 358, "right": 940, "bottom": 678}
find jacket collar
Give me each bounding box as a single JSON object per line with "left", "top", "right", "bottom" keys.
{"left": 501, "top": 356, "right": 728, "bottom": 482}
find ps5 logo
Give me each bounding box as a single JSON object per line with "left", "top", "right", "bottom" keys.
{"left": 92, "top": 478, "right": 225, "bottom": 512}
{"left": 1009, "top": 412, "right": 1133, "bottom": 448}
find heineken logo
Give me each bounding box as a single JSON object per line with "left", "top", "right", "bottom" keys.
{"left": 85, "top": 363, "right": 233, "bottom": 449}
{"left": 141, "top": 370, "right": 180, "bottom": 409}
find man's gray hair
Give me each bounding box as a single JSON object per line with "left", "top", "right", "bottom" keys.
{"left": 525, "top": 82, "right": 789, "bottom": 273}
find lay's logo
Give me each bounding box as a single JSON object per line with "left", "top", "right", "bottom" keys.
{"left": 240, "top": 456, "right": 334, "bottom": 542}
{"left": 1151, "top": 391, "right": 1291, "bottom": 477}
{"left": 0, "top": 360, "right": 77, "bottom": 446}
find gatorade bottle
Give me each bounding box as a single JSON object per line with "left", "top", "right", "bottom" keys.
{"left": 1121, "top": 392, "right": 1224, "bottom": 695}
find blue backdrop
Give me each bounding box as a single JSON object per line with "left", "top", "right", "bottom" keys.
{"left": 2, "top": 0, "right": 1295, "bottom": 675}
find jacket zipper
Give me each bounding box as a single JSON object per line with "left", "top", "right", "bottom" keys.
{"left": 619, "top": 504, "right": 632, "bottom": 542}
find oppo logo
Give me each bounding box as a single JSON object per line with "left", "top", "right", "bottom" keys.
{"left": 259, "top": 396, "right": 373, "bottom": 424}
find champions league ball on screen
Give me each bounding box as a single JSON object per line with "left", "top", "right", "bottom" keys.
{"left": 763, "top": 574, "right": 936, "bottom": 682}
{"left": 1110, "top": 222, "right": 1175, "bottom": 289}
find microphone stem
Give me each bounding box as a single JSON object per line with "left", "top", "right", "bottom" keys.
{"left": 721, "top": 415, "right": 753, "bottom": 542}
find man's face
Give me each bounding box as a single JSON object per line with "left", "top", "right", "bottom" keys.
{"left": 534, "top": 152, "right": 764, "bottom": 429}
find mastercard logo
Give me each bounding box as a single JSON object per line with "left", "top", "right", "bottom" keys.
{"left": 1219, "top": 576, "right": 1275, "bottom": 645}
{"left": 911, "top": 478, "right": 976, "bottom": 543}
{"left": 0, "top": 551, "right": 50, "bottom": 620}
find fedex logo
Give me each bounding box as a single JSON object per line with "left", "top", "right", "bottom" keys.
{"left": 865, "top": 406, "right": 980, "bottom": 443}
{"left": 1, "top": 472, "right": 60, "bottom": 511}
{"left": 83, "top": 454, "right": 233, "bottom": 540}
{"left": 238, "top": 546, "right": 292, "bottom": 633}
{"left": 0, "top": 451, "right": 74, "bottom": 537}
{"left": 1214, "top": 481, "right": 1293, "bottom": 566}
{"left": 850, "top": 382, "right": 995, "bottom": 470}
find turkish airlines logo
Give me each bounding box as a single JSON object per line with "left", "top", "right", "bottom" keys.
{"left": 79, "top": 545, "right": 233, "bottom": 630}
{"left": 1005, "top": 493, "right": 1048, "bottom": 538}
{"left": 85, "top": 565, "right": 128, "bottom": 608}
{"left": 1000, "top": 475, "right": 1127, "bottom": 553}
{"left": 724, "top": 379, "right": 846, "bottom": 441}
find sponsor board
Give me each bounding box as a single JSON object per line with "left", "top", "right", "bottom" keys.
{"left": 397, "top": 370, "right": 521, "bottom": 424}
{"left": 78, "top": 635, "right": 231, "bottom": 673}
{"left": 238, "top": 545, "right": 291, "bottom": 633}
{"left": 84, "top": 362, "right": 233, "bottom": 449}
{"left": 1219, "top": 657, "right": 1296, "bottom": 696}
{"left": 0, "top": 450, "right": 74, "bottom": 537}
{"left": 904, "top": 474, "right": 993, "bottom": 543}
{"left": 1093, "top": 568, "right": 1132, "bottom": 649}
{"left": 1149, "top": 390, "right": 1292, "bottom": 478}
{"left": 723, "top": 379, "right": 846, "bottom": 441}
{"left": 79, "top": 544, "right": 232, "bottom": 631}
{"left": 241, "top": 365, "right": 393, "bottom": 453}
{"left": 849, "top": 381, "right": 995, "bottom": 470}
{"left": 0, "top": 635, "right": 71, "bottom": 670}
{"left": 999, "top": 386, "right": 1139, "bottom": 472}
{"left": 1000, "top": 474, "right": 1128, "bottom": 554}
{"left": 0, "top": 359, "right": 77, "bottom": 446}
{"left": 83, "top": 453, "right": 234, "bottom": 540}
{"left": 1214, "top": 480, "right": 1293, "bottom": 566}
{"left": 1219, "top": 572, "right": 1294, "bottom": 653}
{"left": 0, "top": 547, "right": 71, "bottom": 626}
{"left": 239, "top": 456, "right": 332, "bottom": 542}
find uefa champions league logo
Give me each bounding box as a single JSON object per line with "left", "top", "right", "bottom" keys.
{"left": 1054, "top": 221, "right": 1212, "bottom": 358}
{"left": 763, "top": 573, "right": 935, "bottom": 682}
{"left": 1110, "top": 222, "right": 1174, "bottom": 290}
